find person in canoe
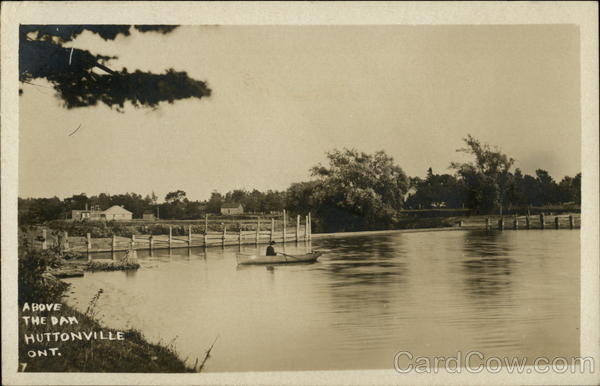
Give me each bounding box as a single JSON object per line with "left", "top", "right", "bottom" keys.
{"left": 266, "top": 241, "right": 277, "bottom": 256}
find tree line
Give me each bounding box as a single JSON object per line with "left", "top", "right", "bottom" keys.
{"left": 19, "top": 136, "right": 581, "bottom": 232}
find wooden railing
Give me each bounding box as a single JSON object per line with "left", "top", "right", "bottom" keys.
{"left": 31, "top": 210, "right": 313, "bottom": 255}
{"left": 456, "top": 213, "right": 580, "bottom": 230}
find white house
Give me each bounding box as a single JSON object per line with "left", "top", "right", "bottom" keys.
{"left": 102, "top": 205, "right": 133, "bottom": 221}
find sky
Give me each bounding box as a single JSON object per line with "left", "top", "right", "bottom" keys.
{"left": 19, "top": 25, "right": 581, "bottom": 201}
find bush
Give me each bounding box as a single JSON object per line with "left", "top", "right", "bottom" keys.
{"left": 18, "top": 241, "right": 70, "bottom": 305}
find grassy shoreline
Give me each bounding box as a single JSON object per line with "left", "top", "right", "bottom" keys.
{"left": 19, "top": 301, "right": 197, "bottom": 373}
{"left": 18, "top": 242, "right": 199, "bottom": 373}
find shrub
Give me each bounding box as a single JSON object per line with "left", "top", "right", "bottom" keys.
{"left": 18, "top": 241, "right": 70, "bottom": 305}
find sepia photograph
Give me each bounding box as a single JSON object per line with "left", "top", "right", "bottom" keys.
{"left": 1, "top": 2, "right": 599, "bottom": 385}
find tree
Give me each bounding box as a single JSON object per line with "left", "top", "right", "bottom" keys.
{"left": 165, "top": 190, "right": 187, "bottom": 204}
{"left": 262, "top": 190, "right": 286, "bottom": 213}
{"left": 20, "top": 25, "right": 211, "bottom": 110}
{"left": 244, "top": 189, "right": 264, "bottom": 213}
{"left": 206, "top": 191, "right": 223, "bottom": 214}
{"left": 63, "top": 193, "right": 89, "bottom": 211}
{"left": 450, "top": 135, "right": 514, "bottom": 214}
{"left": 89, "top": 192, "right": 112, "bottom": 210}
{"left": 286, "top": 181, "right": 319, "bottom": 215}
{"left": 310, "top": 149, "right": 409, "bottom": 232}
{"left": 534, "top": 169, "right": 559, "bottom": 205}
{"left": 182, "top": 201, "right": 205, "bottom": 219}
{"left": 18, "top": 197, "right": 65, "bottom": 224}
{"left": 150, "top": 191, "right": 158, "bottom": 205}
{"left": 573, "top": 172, "right": 582, "bottom": 204}
{"left": 405, "top": 168, "right": 465, "bottom": 209}
{"left": 224, "top": 190, "right": 248, "bottom": 206}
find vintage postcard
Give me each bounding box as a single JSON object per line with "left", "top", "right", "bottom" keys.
{"left": 1, "top": 1, "right": 599, "bottom": 385}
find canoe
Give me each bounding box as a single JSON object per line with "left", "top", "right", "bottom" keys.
{"left": 237, "top": 251, "right": 322, "bottom": 265}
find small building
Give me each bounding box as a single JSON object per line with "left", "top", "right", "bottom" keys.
{"left": 103, "top": 205, "right": 133, "bottom": 221}
{"left": 142, "top": 211, "right": 156, "bottom": 221}
{"left": 72, "top": 205, "right": 132, "bottom": 221}
{"left": 221, "top": 203, "right": 244, "bottom": 215}
{"left": 71, "top": 209, "right": 103, "bottom": 221}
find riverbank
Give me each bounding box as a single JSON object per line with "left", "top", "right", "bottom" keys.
{"left": 311, "top": 226, "right": 465, "bottom": 239}
{"left": 311, "top": 212, "right": 580, "bottom": 239}
{"left": 19, "top": 302, "right": 197, "bottom": 372}
{"left": 17, "top": 243, "right": 199, "bottom": 373}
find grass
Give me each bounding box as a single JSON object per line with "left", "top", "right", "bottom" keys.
{"left": 17, "top": 241, "right": 209, "bottom": 373}
{"left": 18, "top": 298, "right": 197, "bottom": 373}
{"left": 48, "top": 257, "right": 141, "bottom": 277}
{"left": 85, "top": 260, "right": 140, "bottom": 271}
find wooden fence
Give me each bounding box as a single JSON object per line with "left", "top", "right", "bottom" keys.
{"left": 36, "top": 210, "right": 313, "bottom": 255}
{"left": 455, "top": 213, "right": 580, "bottom": 230}
{"left": 28, "top": 212, "right": 580, "bottom": 255}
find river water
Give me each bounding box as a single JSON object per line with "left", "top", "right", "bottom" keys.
{"left": 64, "top": 229, "right": 580, "bottom": 372}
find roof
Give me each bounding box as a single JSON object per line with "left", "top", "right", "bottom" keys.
{"left": 221, "top": 203, "right": 243, "bottom": 209}
{"left": 143, "top": 211, "right": 155, "bottom": 215}
{"left": 103, "top": 205, "right": 132, "bottom": 215}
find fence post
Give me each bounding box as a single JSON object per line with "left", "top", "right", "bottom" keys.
{"left": 204, "top": 214, "right": 209, "bottom": 246}
{"left": 569, "top": 215, "right": 574, "bottom": 229}
{"left": 63, "top": 231, "right": 69, "bottom": 252}
{"left": 513, "top": 216, "right": 518, "bottom": 230}
{"left": 308, "top": 212, "right": 312, "bottom": 240}
{"left": 149, "top": 233, "right": 154, "bottom": 250}
{"left": 238, "top": 223, "right": 242, "bottom": 246}
{"left": 283, "top": 209, "right": 287, "bottom": 244}
{"left": 458, "top": 220, "right": 464, "bottom": 227}
{"left": 87, "top": 233, "right": 92, "bottom": 261}
{"left": 486, "top": 217, "right": 491, "bottom": 230}
{"left": 498, "top": 217, "right": 504, "bottom": 231}
{"left": 222, "top": 224, "right": 227, "bottom": 247}
{"left": 41, "top": 228, "right": 47, "bottom": 250}
{"left": 526, "top": 215, "right": 531, "bottom": 229}
{"left": 555, "top": 216, "right": 560, "bottom": 229}
{"left": 188, "top": 226, "right": 192, "bottom": 246}
{"left": 305, "top": 215, "right": 309, "bottom": 240}
{"left": 296, "top": 215, "right": 300, "bottom": 242}
{"left": 270, "top": 218, "right": 275, "bottom": 242}
{"left": 131, "top": 234, "right": 136, "bottom": 250}
{"left": 168, "top": 226, "right": 173, "bottom": 247}
{"left": 111, "top": 234, "right": 116, "bottom": 253}
{"left": 540, "top": 213, "right": 545, "bottom": 230}
{"left": 256, "top": 217, "right": 261, "bottom": 244}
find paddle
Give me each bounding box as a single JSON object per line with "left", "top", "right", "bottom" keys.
{"left": 279, "top": 251, "right": 320, "bottom": 259}
{"left": 278, "top": 252, "right": 299, "bottom": 260}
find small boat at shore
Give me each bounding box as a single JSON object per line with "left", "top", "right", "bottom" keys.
{"left": 237, "top": 251, "right": 322, "bottom": 265}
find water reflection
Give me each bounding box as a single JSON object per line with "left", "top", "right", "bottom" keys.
{"left": 460, "top": 230, "right": 517, "bottom": 298}
{"left": 124, "top": 268, "right": 137, "bottom": 278}
{"left": 317, "top": 235, "right": 408, "bottom": 287}
{"left": 315, "top": 235, "right": 409, "bottom": 334}
{"left": 64, "top": 230, "right": 580, "bottom": 372}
